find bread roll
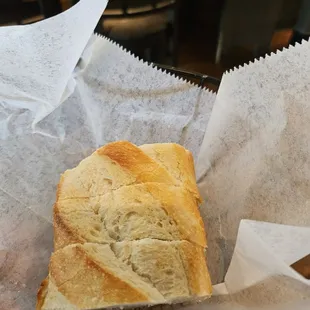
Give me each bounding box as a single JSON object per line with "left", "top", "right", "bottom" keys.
{"left": 37, "top": 141, "right": 212, "bottom": 309}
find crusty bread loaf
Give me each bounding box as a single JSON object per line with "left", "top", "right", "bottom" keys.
{"left": 39, "top": 241, "right": 211, "bottom": 310}
{"left": 37, "top": 141, "right": 212, "bottom": 309}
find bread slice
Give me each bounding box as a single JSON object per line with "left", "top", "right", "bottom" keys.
{"left": 38, "top": 240, "right": 211, "bottom": 309}
{"left": 57, "top": 141, "right": 201, "bottom": 201}
{"left": 57, "top": 141, "right": 177, "bottom": 200}
{"left": 54, "top": 183, "right": 206, "bottom": 250}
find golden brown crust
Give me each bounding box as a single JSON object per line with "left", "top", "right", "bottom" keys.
{"left": 98, "top": 141, "right": 176, "bottom": 185}
{"left": 53, "top": 205, "right": 85, "bottom": 251}
{"left": 55, "top": 174, "right": 65, "bottom": 202}
{"left": 36, "top": 277, "right": 48, "bottom": 310}
{"left": 180, "top": 242, "right": 212, "bottom": 296}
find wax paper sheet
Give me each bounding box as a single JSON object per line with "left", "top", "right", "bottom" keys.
{"left": 0, "top": 0, "right": 309, "bottom": 309}
{"left": 197, "top": 40, "right": 310, "bottom": 307}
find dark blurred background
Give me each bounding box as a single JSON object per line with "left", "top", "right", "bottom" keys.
{"left": 0, "top": 0, "right": 308, "bottom": 87}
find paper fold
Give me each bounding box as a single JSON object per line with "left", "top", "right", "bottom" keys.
{"left": 197, "top": 39, "right": 310, "bottom": 285}
{"left": 225, "top": 220, "right": 310, "bottom": 294}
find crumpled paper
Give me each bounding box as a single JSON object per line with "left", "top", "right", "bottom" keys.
{"left": 0, "top": 0, "right": 309, "bottom": 309}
